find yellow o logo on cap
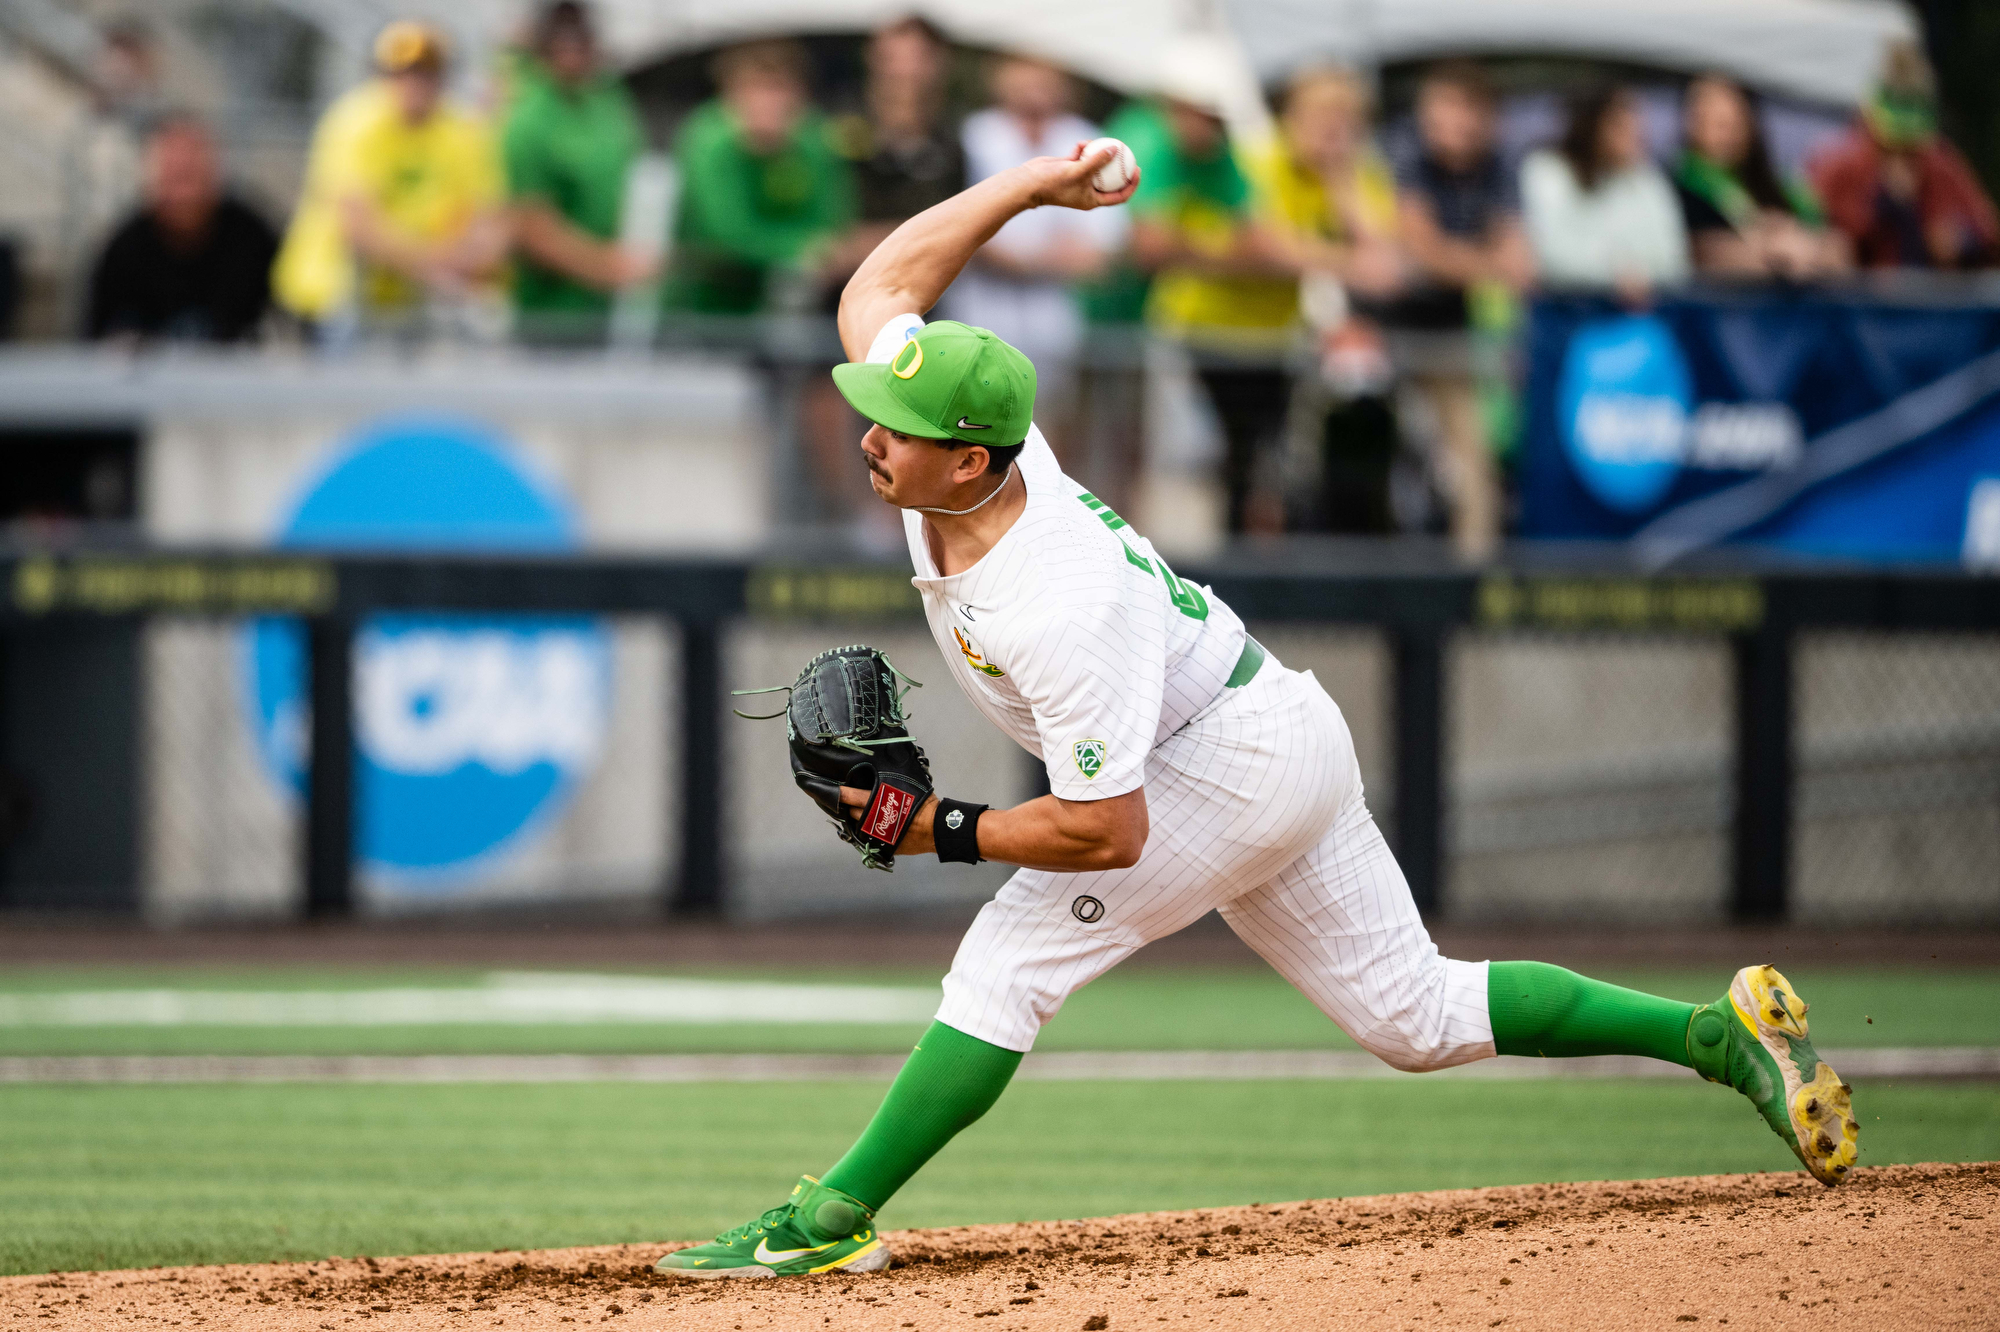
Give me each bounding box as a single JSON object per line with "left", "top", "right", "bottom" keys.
{"left": 891, "top": 339, "right": 923, "bottom": 379}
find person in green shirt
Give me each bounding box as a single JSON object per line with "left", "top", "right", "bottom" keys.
{"left": 503, "top": 2, "right": 654, "bottom": 335}
{"left": 1076, "top": 98, "right": 1171, "bottom": 327}
{"left": 1124, "top": 65, "right": 1298, "bottom": 535}
{"left": 1128, "top": 103, "right": 1294, "bottom": 351}
{"left": 1674, "top": 72, "right": 1846, "bottom": 280}
{"left": 666, "top": 40, "right": 857, "bottom": 316}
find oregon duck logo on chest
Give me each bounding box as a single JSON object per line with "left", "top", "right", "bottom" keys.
{"left": 951, "top": 623, "right": 1005, "bottom": 678}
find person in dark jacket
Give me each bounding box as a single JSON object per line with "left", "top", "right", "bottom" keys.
{"left": 1809, "top": 41, "right": 1999, "bottom": 271}
{"left": 86, "top": 115, "right": 278, "bottom": 342}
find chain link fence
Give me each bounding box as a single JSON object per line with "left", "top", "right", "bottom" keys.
{"left": 10, "top": 553, "right": 1992, "bottom": 930}
{"left": 127, "top": 617, "right": 2000, "bottom": 927}
{"left": 1794, "top": 632, "right": 2000, "bottom": 926}
{"left": 1445, "top": 632, "right": 1733, "bottom": 925}
{"left": 1208, "top": 625, "right": 1995, "bottom": 928}
{"left": 139, "top": 615, "right": 678, "bottom": 922}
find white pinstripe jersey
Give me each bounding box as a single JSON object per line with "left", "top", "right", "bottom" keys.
{"left": 868, "top": 315, "right": 1250, "bottom": 801}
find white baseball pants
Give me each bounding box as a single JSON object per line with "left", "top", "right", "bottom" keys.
{"left": 937, "top": 658, "right": 1496, "bottom": 1070}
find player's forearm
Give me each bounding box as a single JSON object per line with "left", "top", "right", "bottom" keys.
{"left": 984, "top": 795, "right": 1149, "bottom": 872}
{"left": 903, "top": 789, "right": 1148, "bottom": 873}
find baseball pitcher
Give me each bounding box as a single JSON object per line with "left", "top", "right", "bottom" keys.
{"left": 656, "top": 143, "right": 1858, "bottom": 1281}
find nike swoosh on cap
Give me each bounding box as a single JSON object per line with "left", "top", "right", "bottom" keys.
{"left": 955, "top": 416, "right": 990, "bottom": 429}
{"left": 752, "top": 1239, "right": 838, "bottom": 1264}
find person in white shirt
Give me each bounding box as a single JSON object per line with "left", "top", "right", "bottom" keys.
{"left": 942, "top": 55, "right": 1125, "bottom": 456}
{"left": 1521, "top": 85, "right": 1690, "bottom": 303}
{"left": 654, "top": 138, "right": 1859, "bottom": 1284}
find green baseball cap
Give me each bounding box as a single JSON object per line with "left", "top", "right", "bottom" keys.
{"left": 831, "top": 321, "right": 1037, "bottom": 447}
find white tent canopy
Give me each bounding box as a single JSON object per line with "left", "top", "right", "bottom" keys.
{"left": 286, "top": 0, "right": 1262, "bottom": 111}
{"left": 591, "top": 0, "right": 1271, "bottom": 128}
{"left": 273, "top": 0, "right": 1915, "bottom": 113}
{"left": 1224, "top": 0, "right": 1918, "bottom": 108}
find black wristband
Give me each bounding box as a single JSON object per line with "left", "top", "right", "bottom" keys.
{"left": 931, "top": 797, "right": 988, "bottom": 864}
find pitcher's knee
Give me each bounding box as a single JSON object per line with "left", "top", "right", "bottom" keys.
{"left": 937, "top": 971, "right": 1058, "bottom": 1054}
{"left": 1346, "top": 956, "right": 1493, "bottom": 1072}
{"left": 1355, "top": 1025, "right": 1468, "bottom": 1073}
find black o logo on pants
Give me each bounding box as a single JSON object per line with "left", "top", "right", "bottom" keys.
{"left": 1071, "top": 895, "right": 1105, "bottom": 923}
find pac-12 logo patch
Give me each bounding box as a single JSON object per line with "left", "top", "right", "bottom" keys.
{"left": 1072, "top": 895, "right": 1105, "bottom": 923}
{"left": 1072, "top": 738, "right": 1107, "bottom": 779}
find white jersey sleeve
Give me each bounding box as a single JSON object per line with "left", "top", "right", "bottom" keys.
{"left": 992, "top": 590, "right": 1164, "bottom": 801}
{"left": 865, "top": 313, "right": 927, "bottom": 364}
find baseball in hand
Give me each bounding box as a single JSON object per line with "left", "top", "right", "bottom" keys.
{"left": 1083, "top": 137, "right": 1137, "bottom": 194}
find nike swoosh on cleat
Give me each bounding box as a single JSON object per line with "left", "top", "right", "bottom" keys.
{"left": 955, "top": 417, "right": 990, "bottom": 429}
{"left": 752, "top": 1239, "right": 837, "bottom": 1264}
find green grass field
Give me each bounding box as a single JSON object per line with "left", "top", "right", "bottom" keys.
{"left": 3, "top": 1080, "right": 1994, "bottom": 1278}
{"left": 0, "top": 963, "right": 1990, "bottom": 1054}
{"left": 1, "top": 963, "right": 1995, "bottom": 1276}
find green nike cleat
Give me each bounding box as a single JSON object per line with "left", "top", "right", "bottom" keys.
{"left": 1688, "top": 964, "right": 1860, "bottom": 1187}
{"left": 655, "top": 1176, "right": 889, "bottom": 1280}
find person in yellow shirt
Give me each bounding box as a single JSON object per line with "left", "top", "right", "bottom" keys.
{"left": 1124, "top": 54, "right": 1299, "bottom": 536}
{"left": 272, "top": 22, "right": 507, "bottom": 331}
{"left": 1254, "top": 68, "right": 1403, "bottom": 306}
{"left": 1249, "top": 68, "right": 1408, "bottom": 534}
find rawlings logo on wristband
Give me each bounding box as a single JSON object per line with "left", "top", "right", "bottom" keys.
{"left": 861, "top": 782, "right": 920, "bottom": 844}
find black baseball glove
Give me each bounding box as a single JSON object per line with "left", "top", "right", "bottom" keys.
{"left": 736, "top": 644, "right": 933, "bottom": 871}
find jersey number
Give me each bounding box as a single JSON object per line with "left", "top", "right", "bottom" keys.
{"left": 1076, "top": 492, "right": 1209, "bottom": 622}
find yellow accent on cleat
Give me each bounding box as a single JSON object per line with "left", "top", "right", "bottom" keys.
{"left": 1793, "top": 1061, "right": 1859, "bottom": 1180}
{"left": 809, "top": 1238, "right": 884, "bottom": 1274}
{"left": 1726, "top": 964, "right": 1859, "bottom": 1185}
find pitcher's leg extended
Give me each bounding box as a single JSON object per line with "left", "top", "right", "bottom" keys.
{"left": 1220, "top": 792, "right": 1857, "bottom": 1185}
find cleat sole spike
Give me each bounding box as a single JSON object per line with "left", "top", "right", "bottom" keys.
{"left": 1726, "top": 966, "right": 1857, "bottom": 1187}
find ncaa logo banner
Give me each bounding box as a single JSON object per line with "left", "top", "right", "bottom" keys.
{"left": 241, "top": 416, "right": 610, "bottom": 895}
{"left": 1522, "top": 295, "right": 2000, "bottom": 564}
{"left": 1555, "top": 315, "right": 1693, "bottom": 514}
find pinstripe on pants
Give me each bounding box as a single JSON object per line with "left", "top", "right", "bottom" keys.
{"left": 937, "top": 660, "right": 1496, "bottom": 1069}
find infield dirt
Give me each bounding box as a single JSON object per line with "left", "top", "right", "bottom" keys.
{"left": 7, "top": 1162, "right": 1992, "bottom": 1331}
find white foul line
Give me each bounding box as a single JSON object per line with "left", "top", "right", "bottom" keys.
{"left": 0, "top": 975, "right": 940, "bottom": 1028}
{"left": 0, "top": 1047, "right": 1989, "bottom": 1084}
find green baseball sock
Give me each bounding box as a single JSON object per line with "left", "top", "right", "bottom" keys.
{"left": 821, "top": 1020, "right": 1022, "bottom": 1211}
{"left": 1487, "top": 961, "right": 1697, "bottom": 1067}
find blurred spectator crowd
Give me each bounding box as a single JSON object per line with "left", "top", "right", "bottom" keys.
{"left": 63, "top": 6, "right": 2000, "bottom": 554}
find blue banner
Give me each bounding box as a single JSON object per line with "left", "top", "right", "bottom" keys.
{"left": 1520, "top": 293, "right": 2000, "bottom": 566}
{"left": 241, "top": 416, "right": 612, "bottom": 895}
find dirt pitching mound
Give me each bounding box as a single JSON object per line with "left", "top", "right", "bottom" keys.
{"left": 7, "top": 1163, "right": 1992, "bottom": 1331}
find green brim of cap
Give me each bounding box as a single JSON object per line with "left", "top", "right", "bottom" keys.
{"left": 830, "top": 361, "right": 954, "bottom": 439}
